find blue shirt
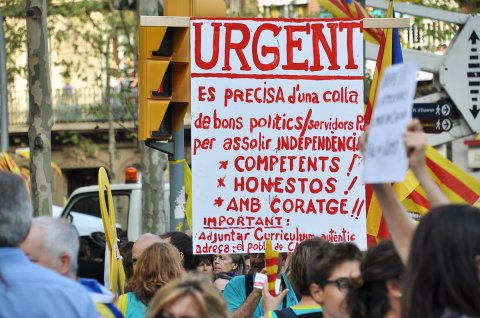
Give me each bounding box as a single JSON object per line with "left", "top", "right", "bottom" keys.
{"left": 224, "top": 273, "right": 299, "bottom": 318}
{"left": 0, "top": 248, "right": 97, "bottom": 318}
{"left": 124, "top": 292, "right": 147, "bottom": 318}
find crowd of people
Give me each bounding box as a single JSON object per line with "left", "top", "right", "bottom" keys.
{"left": 1, "top": 119, "right": 480, "bottom": 318}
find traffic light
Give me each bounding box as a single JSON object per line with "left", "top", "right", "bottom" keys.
{"left": 138, "top": 19, "right": 190, "bottom": 141}
{"left": 138, "top": 0, "right": 226, "bottom": 141}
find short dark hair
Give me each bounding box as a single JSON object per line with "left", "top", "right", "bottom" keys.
{"left": 347, "top": 240, "right": 404, "bottom": 318}
{"left": 289, "top": 237, "right": 332, "bottom": 295}
{"left": 307, "top": 242, "right": 362, "bottom": 287}
{"left": 402, "top": 205, "right": 480, "bottom": 318}
{"left": 193, "top": 254, "right": 214, "bottom": 268}
{"left": 160, "top": 231, "right": 195, "bottom": 270}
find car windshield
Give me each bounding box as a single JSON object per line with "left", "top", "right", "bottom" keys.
{"left": 68, "top": 192, "right": 130, "bottom": 236}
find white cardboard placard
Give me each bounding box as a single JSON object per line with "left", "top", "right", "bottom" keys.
{"left": 363, "top": 62, "right": 420, "bottom": 184}
{"left": 191, "top": 18, "right": 366, "bottom": 253}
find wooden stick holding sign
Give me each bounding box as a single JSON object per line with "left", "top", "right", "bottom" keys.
{"left": 98, "top": 167, "right": 126, "bottom": 295}
{"left": 140, "top": 16, "right": 411, "bottom": 29}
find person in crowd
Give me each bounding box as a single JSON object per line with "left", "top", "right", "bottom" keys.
{"left": 147, "top": 274, "right": 230, "bottom": 318}
{"left": 402, "top": 205, "right": 480, "bottom": 318}
{"left": 346, "top": 240, "right": 404, "bottom": 318}
{"left": 214, "top": 253, "right": 245, "bottom": 277}
{"left": 194, "top": 254, "right": 214, "bottom": 275}
{"left": 0, "top": 171, "right": 97, "bottom": 317}
{"left": 245, "top": 254, "right": 251, "bottom": 274}
{"left": 308, "top": 242, "right": 362, "bottom": 318}
{"left": 160, "top": 231, "right": 195, "bottom": 271}
{"left": 21, "top": 216, "right": 79, "bottom": 279}
{"left": 132, "top": 233, "right": 162, "bottom": 266}
{"left": 117, "top": 242, "right": 183, "bottom": 317}
{"left": 120, "top": 241, "right": 135, "bottom": 281}
{"left": 263, "top": 237, "right": 332, "bottom": 318}
{"left": 213, "top": 272, "right": 233, "bottom": 292}
{"left": 224, "top": 252, "right": 300, "bottom": 318}
{"left": 20, "top": 216, "right": 123, "bottom": 317}
{"left": 362, "top": 119, "right": 480, "bottom": 317}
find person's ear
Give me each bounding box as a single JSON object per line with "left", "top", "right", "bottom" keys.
{"left": 179, "top": 251, "right": 185, "bottom": 264}
{"left": 386, "top": 279, "right": 402, "bottom": 299}
{"left": 58, "top": 253, "right": 72, "bottom": 277}
{"left": 309, "top": 283, "right": 324, "bottom": 305}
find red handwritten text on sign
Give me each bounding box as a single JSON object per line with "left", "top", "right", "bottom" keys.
{"left": 191, "top": 19, "right": 366, "bottom": 253}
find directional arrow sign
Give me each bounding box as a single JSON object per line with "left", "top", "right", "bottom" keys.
{"left": 470, "top": 30, "right": 479, "bottom": 45}
{"left": 471, "top": 105, "right": 480, "bottom": 119}
{"left": 413, "top": 103, "right": 452, "bottom": 118}
{"left": 440, "top": 16, "right": 480, "bottom": 133}
{"left": 420, "top": 118, "right": 453, "bottom": 134}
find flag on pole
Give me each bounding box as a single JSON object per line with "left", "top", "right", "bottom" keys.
{"left": 265, "top": 240, "right": 279, "bottom": 296}
{"left": 364, "top": 1, "right": 417, "bottom": 243}
{"left": 317, "top": 0, "right": 384, "bottom": 44}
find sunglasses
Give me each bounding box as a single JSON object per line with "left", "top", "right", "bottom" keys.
{"left": 321, "top": 277, "right": 355, "bottom": 292}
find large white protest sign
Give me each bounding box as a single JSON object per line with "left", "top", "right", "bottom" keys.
{"left": 191, "top": 18, "right": 366, "bottom": 253}
{"left": 363, "top": 62, "right": 420, "bottom": 184}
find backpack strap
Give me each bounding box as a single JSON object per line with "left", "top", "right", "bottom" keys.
{"left": 244, "top": 273, "right": 254, "bottom": 299}
{"left": 274, "top": 307, "right": 297, "bottom": 318}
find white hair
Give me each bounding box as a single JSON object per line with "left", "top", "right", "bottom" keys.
{"left": 0, "top": 172, "right": 32, "bottom": 247}
{"left": 32, "top": 216, "right": 80, "bottom": 277}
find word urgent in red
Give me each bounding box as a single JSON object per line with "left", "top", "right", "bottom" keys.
{"left": 192, "top": 20, "right": 362, "bottom": 73}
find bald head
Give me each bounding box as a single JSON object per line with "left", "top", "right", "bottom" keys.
{"left": 132, "top": 233, "right": 162, "bottom": 264}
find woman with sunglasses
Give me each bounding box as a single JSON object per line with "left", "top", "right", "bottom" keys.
{"left": 307, "top": 242, "right": 362, "bottom": 318}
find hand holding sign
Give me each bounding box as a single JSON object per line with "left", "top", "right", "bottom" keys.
{"left": 363, "top": 62, "right": 420, "bottom": 184}
{"left": 404, "top": 119, "right": 428, "bottom": 173}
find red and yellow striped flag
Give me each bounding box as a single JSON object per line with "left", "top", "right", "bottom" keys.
{"left": 402, "top": 146, "right": 480, "bottom": 218}
{"left": 265, "top": 240, "right": 279, "bottom": 296}
{"left": 364, "top": 1, "right": 415, "bottom": 244}
{"left": 318, "top": 0, "right": 384, "bottom": 44}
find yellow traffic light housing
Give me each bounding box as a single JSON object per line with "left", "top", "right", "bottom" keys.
{"left": 138, "top": 19, "right": 189, "bottom": 141}
{"left": 138, "top": 0, "right": 226, "bottom": 141}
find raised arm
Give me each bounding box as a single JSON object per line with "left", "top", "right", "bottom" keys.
{"left": 404, "top": 119, "right": 450, "bottom": 208}
{"left": 371, "top": 183, "right": 416, "bottom": 264}
{"left": 360, "top": 127, "right": 416, "bottom": 264}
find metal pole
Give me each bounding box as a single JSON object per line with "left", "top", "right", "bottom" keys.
{"left": 169, "top": 124, "right": 185, "bottom": 231}
{"left": 0, "top": 9, "right": 8, "bottom": 151}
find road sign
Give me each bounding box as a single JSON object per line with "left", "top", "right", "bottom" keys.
{"left": 440, "top": 16, "right": 480, "bottom": 133}
{"left": 420, "top": 118, "right": 453, "bottom": 134}
{"left": 413, "top": 102, "right": 452, "bottom": 118}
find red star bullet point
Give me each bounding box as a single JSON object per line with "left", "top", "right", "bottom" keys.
{"left": 219, "top": 160, "right": 228, "bottom": 169}
{"left": 213, "top": 197, "right": 224, "bottom": 207}
{"left": 217, "top": 176, "right": 226, "bottom": 188}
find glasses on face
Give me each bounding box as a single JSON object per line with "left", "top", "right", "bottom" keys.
{"left": 322, "top": 277, "right": 354, "bottom": 292}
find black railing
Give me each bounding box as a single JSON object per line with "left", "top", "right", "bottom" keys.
{"left": 8, "top": 87, "right": 138, "bottom": 126}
